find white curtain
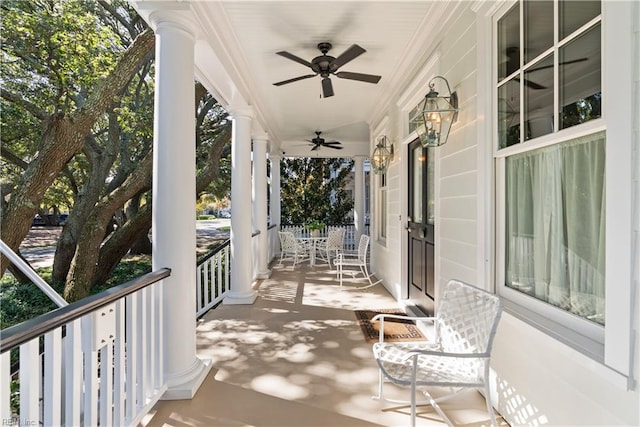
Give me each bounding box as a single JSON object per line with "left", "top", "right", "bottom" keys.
{"left": 506, "top": 132, "right": 606, "bottom": 325}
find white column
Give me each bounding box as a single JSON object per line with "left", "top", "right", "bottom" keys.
{"left": 253, "top": 134, "right": 270, "bottom": 278}
{"left": 270, "top": 154, "right": 281, "bottom": 228}
{"left": 354, "top": 156, "right": 365, "bottom": 242}
{"left": 225, "top": 107, "right": 257, "bottom": 304}
{"left": 152, "top": 19, "right": 211, "bottom": 400}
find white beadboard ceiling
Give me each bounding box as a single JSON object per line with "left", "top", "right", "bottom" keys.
{"left": 132, "top": 1, "right": 445, "bottom": 157}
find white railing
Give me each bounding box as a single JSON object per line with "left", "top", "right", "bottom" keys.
{"left": 0, "top": 269, "right": 170, "bottom": 427}
{"left": 196, "top": 240, "right": 230, "bottom": 318}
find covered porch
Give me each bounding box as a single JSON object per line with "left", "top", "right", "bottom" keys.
{"left": 144, "top": 263, "right": 502, "bottom": 427}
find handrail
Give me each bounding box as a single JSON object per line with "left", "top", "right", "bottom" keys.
{"left": 197, "top": 239, "right": 230, "bottom": 267}
{"left": 0, "top": 240, "right": 68, "bottom": 308}
{"left": 268, "top": 223, "right": 278, "bottom": 230}
{"left": 0, "top": 268, "right": 171, "bottom": 351}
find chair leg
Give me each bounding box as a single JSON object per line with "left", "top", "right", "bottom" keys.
{"left": 485, "top": 381, "right": 498, "bottom": 427}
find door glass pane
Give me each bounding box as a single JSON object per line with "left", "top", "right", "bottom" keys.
{"left": 426, "top": 148, "right": 434, "bottom": 224}
{"left": 524, "top": 54, "right": 554, "bottom": 140}
{"left": 524, "top": 0, "right": 553, "bottom": 64}
{"left": 560, "top": 24, "right": 601, "bottom": 130}
{"left": 560, "top": 1, "right": 600, "bottom": 39}
{"left": 497, "top": 3, "right": 519, "bottom": 82}
{"left": 412, "top": 145, "right": 423, "bottom": 223}
{"left": 498, "top": 78, "right": 521, "bottom": 149}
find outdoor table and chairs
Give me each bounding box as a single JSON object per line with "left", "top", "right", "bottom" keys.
{"left": 278, "top": 227, "right": 346, "bottom": 268}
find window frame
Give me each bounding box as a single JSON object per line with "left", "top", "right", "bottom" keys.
{"left": 492, "top": 0, "right": 635, "bottom": 384}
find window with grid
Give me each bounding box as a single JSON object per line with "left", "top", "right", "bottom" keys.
{"left": 495, "top": 0, "right": 606, "bottom": 352}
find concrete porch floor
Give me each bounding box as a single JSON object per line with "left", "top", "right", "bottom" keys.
{"left": 142, "top": 262, "right": 507, "bottom": 426}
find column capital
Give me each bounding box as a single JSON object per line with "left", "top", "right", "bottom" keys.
{"left": 149, "top": 11, "right": 198, "bottom": 39}
{"left": 252, "top": 133, "right": 269, "bottom": 143}
{"left": 228, "top": 106, "right": 254, "bottom": 120}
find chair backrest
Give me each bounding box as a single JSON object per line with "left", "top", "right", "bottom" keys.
{"left": 279, "top": 231, "right": 297, "bottom": 251}
{"left": 435, "top": 279, "right": 502, "bottom": 355}
{"left": 326, "top": 229, "right": 345, "bottom": 251}
{"left": 357, "top": 234, "right": 370, "bottom": 262}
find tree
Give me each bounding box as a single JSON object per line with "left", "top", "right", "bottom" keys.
{"left": 1, "top": 1, "right": 232, "bottom": 300}
{"left": 280, "top": 157, "right": 354, "bottom": 225}
{"left": 0, "top": 0, "right": 155, "bottom": 282}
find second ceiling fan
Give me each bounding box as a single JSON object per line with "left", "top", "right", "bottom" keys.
{"left": 273, "top": 42, "right": 381, "bottom": 98}
{"left": 307, "top": 131, "right": 343, "bottom": 151}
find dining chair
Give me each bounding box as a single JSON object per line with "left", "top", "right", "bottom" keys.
{"left": 316, "top": 228, "right": 345, "bottom": 266}
{"left": 333, "top": 234, "right": 380, "bottom": 288}
{"left": 278, "top": 231, "right": 309, "bottom": 267}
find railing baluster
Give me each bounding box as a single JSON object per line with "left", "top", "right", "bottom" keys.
{"left": 44, "top": 328, "right": 62, "bottom": 425}
{"left": 99, "top": 342, "right": 113, "bottom": 426}
{"left": 0, "top": 352, "right": 9, "bottom": 421}
{"left": 20, "top": 338, "right": 40, "bottom": 425}
{"left": 64, "top": 319, "right": 82, "bottom": 426}
{"left": 196, "top": 264, "right": 203, "bottom": 314}
{"left": 126, "top": 292, "right": 138, "bottom": 420}
{"left": 113, "top": 300, "right": 126, "bottom": 425}
{"left": 83, "top": 348, "right": 98, "bottom": 426}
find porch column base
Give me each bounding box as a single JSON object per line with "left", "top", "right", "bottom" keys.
{"left": 256, "top": 269, "right": 272, "bottom": 279}
{"left": 161, "top": 357, "right": 212, "bottom": 400}
{"left": 223, "top": 289, "right": 258, "bottom": 305}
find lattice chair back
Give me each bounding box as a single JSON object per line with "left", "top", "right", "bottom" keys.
{"left": 357, "top": 234, "right": 370, "bottom": 262}
{"left": 435, "top": 280, "right": 502, "bottom": 355}
{"left": 279, "top": 231, "right": 297, "bottom": 252}
{"left": 326, "top": 229, "right": 345, "bottom": 252}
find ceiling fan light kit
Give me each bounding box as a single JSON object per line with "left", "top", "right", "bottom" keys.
{"left": 411, "top": 76, "right": 459, "bottom": 148}
{"left": 273, "top": 42, "right": 382, "bottom": 98}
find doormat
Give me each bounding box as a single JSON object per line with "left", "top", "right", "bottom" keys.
{"left": 354, "top": 309, "right": 426, "bottom": 343}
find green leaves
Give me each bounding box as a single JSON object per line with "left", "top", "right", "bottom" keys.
{"left": 281, "top": 157, "right": 354, "bottom": 225}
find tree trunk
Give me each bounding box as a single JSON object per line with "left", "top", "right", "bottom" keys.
{"left": 64, "top": 154, "right": 152, "bottom": 301}
{"left": 94, "top": 205, "right": 152, "bottom": 284}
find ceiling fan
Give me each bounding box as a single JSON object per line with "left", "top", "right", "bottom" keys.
{"left": 307, "top": 131, "right": 343, "bottom": 151}
{"left": 503, "top": 46, "right": 588, "bottom": 90}
{"left": 273, "top": 42, "right": 382, "bottom": 98}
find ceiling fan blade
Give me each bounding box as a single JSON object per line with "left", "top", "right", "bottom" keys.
{"left": 322, "top": 141, "right": 341, "bottom": 145}
{"left": 527, "top": 57, "right": 588, "bottom": 73}
{"left": 310, "top": 145, "right": 320, "bottom": 151}
{"left": 324, "top": 145, "right": 343, "bottom": 150}
{"left": 276, "top": 51, "right": 313, "bottom": 68}
{"left": 273, "top": 74, "right": 317, "bottom": 86}
{"left": 514, "top": 77, "right": 547, "bottom": 90}
{"left": 335, "top": 71, "right": 381, "bottom": 84}
{"left": 330, "top": 44, "right": 366, "bottom": 70}
{"left": 322, "top": 77, "right": 334, "bottom": 97}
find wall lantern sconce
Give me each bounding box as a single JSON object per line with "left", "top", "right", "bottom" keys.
{"left": 411, "top": 76, "right": 459, "bottom": 147}
{"left": 371, "top": 135, "right": 394, "bottom": 174}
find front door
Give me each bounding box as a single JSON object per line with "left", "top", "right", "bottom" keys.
{"left": 407, "top": 139, "right": 435, "bottom": 315}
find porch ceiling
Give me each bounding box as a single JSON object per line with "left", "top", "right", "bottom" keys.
{"left": 131, "top": 1, "right": 446, "bottom": 158}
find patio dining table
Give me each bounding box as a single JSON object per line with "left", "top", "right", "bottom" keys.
{"left": 296, "top": 235, "right": 327, "bottom": 266}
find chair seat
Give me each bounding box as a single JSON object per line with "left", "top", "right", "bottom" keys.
{"left": 373, "top": 342, "right": 485, "bottom": 387}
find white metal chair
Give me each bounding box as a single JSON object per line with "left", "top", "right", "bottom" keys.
{"left": 316, "top": 228, "right": 345, "bottom": 265}
{"left": 333, "top": 234, "right": 380, "bottom": 288}
{"left": 278, "top": 231, "right": 309, "bottom": 267}
{"left": 371, "top": 279, "right": 503, "bottom": 427}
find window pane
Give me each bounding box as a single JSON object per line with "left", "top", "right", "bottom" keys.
{"left": 524, "top": 54, "right": 554, "bottom": 140}
{"left": 498, "top": 3, "right": 519, "bottom": 82}
{"left": 412, "top": 146, "right": 423, "bottom": 223}
{"left": 380, "top": 189, "right": 387, "bottom": 239}
{"left": 498, "top": 78, "right": 521, "bottom": 148}
{"left": 524, "top": 0, "right": 553, "bottom": 64}
{"left": 426, "top": 147, "right": 434, "bottom": 224}
{"left": 505, "top": 132, "right": 606, "bottom": 325}
{"left": 560, "top": 24, "right": 601, "bottom": 130}
{"left": 560, "top": 0, "right": 600, "bottom": 39}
